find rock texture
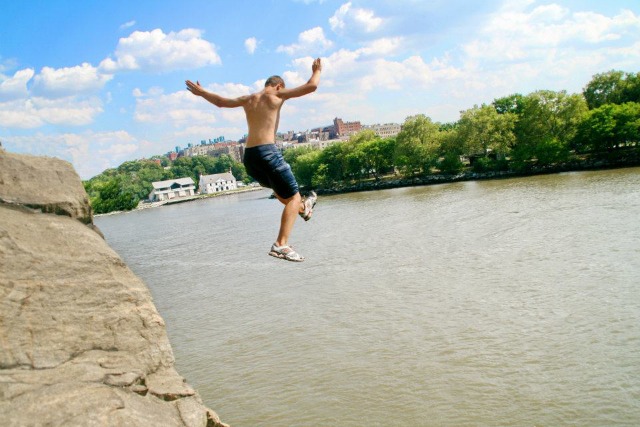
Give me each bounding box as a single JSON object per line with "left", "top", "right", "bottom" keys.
{"left": 0, "top": 149, "right": 228, "bottom": 427}
{"left": 0, "top": 150, "right": 93, "bottom": 224}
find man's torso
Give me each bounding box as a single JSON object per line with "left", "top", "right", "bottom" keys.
{"left": 243, "top": 90, "right": 284, "bottom": 148}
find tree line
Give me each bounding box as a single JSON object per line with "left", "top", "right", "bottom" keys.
{"left": 85, "top": 70, "right": 639, "bottom": 214}
{"left": 84, "top": 154, "right": 248, "bottom": 214}
{"left": 284, "top": 70, "right": 640, "bottom": 189}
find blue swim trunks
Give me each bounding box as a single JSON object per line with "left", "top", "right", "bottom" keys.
{"left": 243, "top": 144, "right": 299, "bottom": 199}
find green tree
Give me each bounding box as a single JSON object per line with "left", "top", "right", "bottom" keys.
{"left": 512, "top": 90, "right": 588, "bottom": 166}
{"left": 345, "top": 130, "right": 379, "bottom": 179}
{"left": 170, "top": 157, "right": 195, "bottom": 181}
{"left": 574, "top": 102, "right": 640, "bottom": 153}
{"left": 436, "top": 128, "right": 465, "bottom": 174}
{"left": 619, "top": 72, "right": 640, "bottom": 105}
{"left": 583, "top": 70, "right": 640, "bottom": 110}
{"left": 117, "top": 160, "right": 144, "bottom": 174}
{"left": 359, "top": 137, "right": 396, "bottom": 179}
{"left": 283, "top": 145, "right": 316, "bottom": 165}
{"left": 395, "top": 115, "right": 441, "bottom": 176}
{"left": 90, "top": 177, "right": 138, "bottom": 214}
{"left": 493, "top": 93, "right": 525, "bottom": 115}
{"left": 457, "top": 104, "right": 516, "bottom": 159}
{"left": 120, "top": 163, "right": 162, "bottom": 201}
{"left": 316, "top": 142, "right": 351, "bottom": 185}
{"left": 584, "top": 70, "right": 622, "bottom": 109}
{"left": 291, "top": 149, "right": 322, "bottom": 188}
{"left": 150, "top": 155, "right": 169, "bottom": 167}
{"left": 311, "top": 163, "right": 331, "bottom": 188}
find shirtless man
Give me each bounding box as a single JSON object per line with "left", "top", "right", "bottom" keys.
{"left": 185, "top": 58, "right": 322, "bottom": 262}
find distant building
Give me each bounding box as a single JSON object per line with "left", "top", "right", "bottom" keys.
{"left": 182, "top": 144, "right": 210, "bottom": 157}
{"left": 199, "top": 172, "right": 237, "bottom": 194}
{"left": 311, "top": 139, "right": 341, "bottom": 150}
{"left": 365, "top": 123, "right": 402, "bottom": 138}
{"left": 333, "top": 117, "right": 362, "bottom": 137}
{"left": 148, "top": 177, "right": 196, "bottom": 201}
{"left": 283, "top": 138, "right": 341, "bottom": 151}
{"left": 208, "top": 142, "right": 242, "bottom": 162}
{"left": 181, "top": 141, "right": 242, "bottom": 162}
{"left": 167, "top": 151, "right": 178, "bottom": 161}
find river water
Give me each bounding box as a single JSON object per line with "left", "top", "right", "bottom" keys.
{"left": 95, "top": 168, "right": 640, "bottom": 426}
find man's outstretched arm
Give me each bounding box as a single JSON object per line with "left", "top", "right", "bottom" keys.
{"left": 185, "top": 80, "right": 248, "bottom": 108}
{"left": 278, "top": 58, "right": 322, "bottom": 100}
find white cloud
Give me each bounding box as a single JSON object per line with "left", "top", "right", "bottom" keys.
{"left": 208, "top": 82, "right": 252, "bottom": 98}
{"left": 449, "top": 2, "right": 640, "bottom": 104}
{"left": 172, "top": 125, "right": 246, "bottom": 141}
{"left": 2, "top": 130, "right": 142, "bottom": 179}
{"left": 329, "top": 2, "right": 383, "bottom": 35}
{"left": 0, "top": 96, "right": 103, "bottom": 128}
{"left": 134, "top": 82, "right": 251, "bottom": 126}
{"left": 31, "top": 63, "right": 112, "bottom": 97}
{"left": 134, "top": 91, "right": 214, "bottom": 125}
{"left": 0, "top": 58, "right": 19, "bottom": 74}
{"left": 0, "top": 68, "right": 34, "bottom": 100}
{"left": 132, "top": 86, "right": 164, "bottom": 98}
{"left": 329, "top": 3, "right": 350, "bottom": 32}
{"left": 277, "top": 27, "right": 333, "bottom": 56}
{"left": 99, "top": 142, "right": 138, "bottom": 157}
{"left": 358, "top": 55, "right": 462, "bottom": 92}
{"left": 356, "top": 37, "right": 404, "bottom": 57}
{"left": 0, "top": 100, "right": 45, "bottom": 128}
{"left": 245, "top": 37, "right": 258, "bottom": 54}
{"left": 463, "top": 5, "right": 640, "bottom": 62}
{"left": 33, "top": 96, "right": 104, "bottom": 126}
{"left": 120, "top": 20, "right": 136, "bottom": 30}
{"left": 99, "top": 28, "right": 221, "bottom": 73}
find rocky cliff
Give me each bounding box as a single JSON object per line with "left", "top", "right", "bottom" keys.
{"left": 0, "top": 149, "right": 228, "bottom": 427}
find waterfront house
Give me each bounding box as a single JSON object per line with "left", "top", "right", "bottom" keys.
{"left": 148, "top": 177, "right": 196, "bottom": 201}
{"left": 199, "top": 172, "right": 237, "bottom": 194}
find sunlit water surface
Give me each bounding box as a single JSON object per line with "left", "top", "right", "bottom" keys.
{"left": 96, "top": 168, "right": 640, "bottom": 426}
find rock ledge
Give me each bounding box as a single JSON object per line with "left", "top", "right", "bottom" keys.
{"left": 0, "top": 149, "right": 228, "bottom": 427}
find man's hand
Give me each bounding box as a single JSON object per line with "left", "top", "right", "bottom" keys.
{"left": 312, "top": 58, "right": 322, "bottom": 73}
{"left": 185, "top": 80, "right": 206, "bottom": 97}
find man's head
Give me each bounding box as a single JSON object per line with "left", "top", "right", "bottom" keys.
{"left": 265, "top": 75, "right": 285, "bottom": 89}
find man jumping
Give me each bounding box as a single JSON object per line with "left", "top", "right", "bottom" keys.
{"left": 186, "top": 58, "right": 322, "bottom": 262}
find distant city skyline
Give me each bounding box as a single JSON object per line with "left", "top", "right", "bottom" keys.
{"left": 1, "top": 0, "right": 639, "bottom": 178}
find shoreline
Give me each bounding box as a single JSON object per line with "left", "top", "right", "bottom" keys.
{"left": 94, "top": 185, "right": 264, "bottom": 217}
{"left": 312, "top": 155, "right": 640, "bottom": 196}
{"left": 95, "top": 155, "right": 640, "bottom": 217}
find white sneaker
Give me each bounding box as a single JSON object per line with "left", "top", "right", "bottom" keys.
{"left": 299, "top": 191, "right": 317, "bottom": 221}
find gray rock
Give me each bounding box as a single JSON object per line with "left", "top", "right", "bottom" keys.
{"left": 0, "top": 150, "right": 93, "bottom": 224}
{"left": 0, "top": 151, "right": 228, "bottom": 427}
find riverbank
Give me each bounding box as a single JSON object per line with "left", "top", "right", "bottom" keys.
{"left": 96, "top": 185, "right": 264, "bottom": 216}
{"left": 313, "top": 151, "right": 640, "bottom": 196}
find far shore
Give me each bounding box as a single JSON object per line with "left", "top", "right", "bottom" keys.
{"left": 312, "top": 154, "right": 640, "bottom": 197}
{"left": 95, "top": 154, "right": 639, "bottom": 217}
{"left": 94, "top": 185, "right": 264, "bottom": 217}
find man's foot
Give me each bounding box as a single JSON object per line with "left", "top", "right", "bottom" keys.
{"left": 269, "top": 243, "right": 305, "bottom": 262}
{"left": 299, "top": 191, "right": 317, "bottom": 221}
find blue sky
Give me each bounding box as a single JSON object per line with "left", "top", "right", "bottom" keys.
{"left": 1, "top": 0, "right": 639, "bottom": 178}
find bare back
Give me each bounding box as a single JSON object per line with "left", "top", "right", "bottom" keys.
{"left": 243, "top": 88, "right": 284, "bottom": 148}
{"left": 186, "top": 58, "right": 321, "bottom": 149}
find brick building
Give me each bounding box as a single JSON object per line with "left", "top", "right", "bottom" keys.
{"left": 333, "top": 117, "right": 362, "bottom": 137}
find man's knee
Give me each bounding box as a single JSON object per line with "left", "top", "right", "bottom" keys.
{"left": 276, "top": 191, "right": 300, "bottom": 205}
{"left": 285, "top": 192, "right": 301, "bottom": 203}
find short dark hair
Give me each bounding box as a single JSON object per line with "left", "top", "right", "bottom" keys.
{"left": 265, "top": 75, "right": 285, "bottom": 88}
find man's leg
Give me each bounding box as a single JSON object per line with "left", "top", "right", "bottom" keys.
{"left": 274, "top": 192, "right": 303, "bottom": 247}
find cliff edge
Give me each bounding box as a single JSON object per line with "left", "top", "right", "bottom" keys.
{"left": 0, "top": 149, "right": 228, "bottom": 427}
